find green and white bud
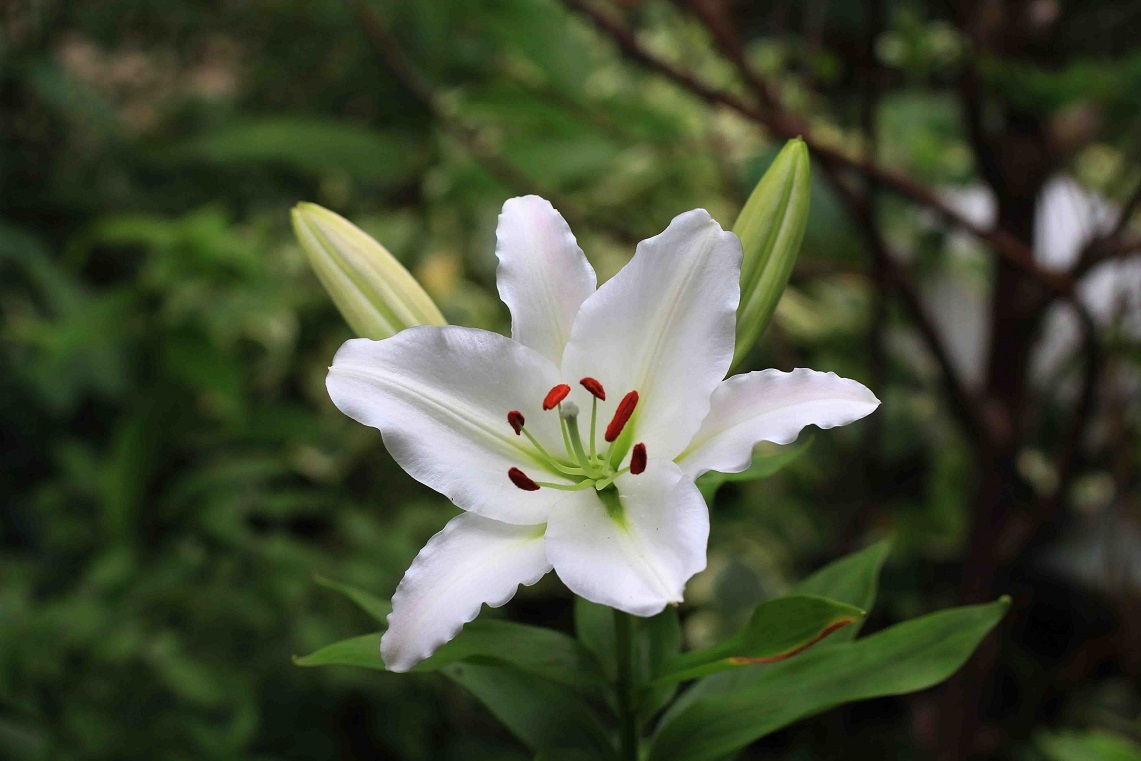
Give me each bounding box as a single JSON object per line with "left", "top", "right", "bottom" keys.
{"left": 731, "top": 138, "right": 811, "bottom": 368}
{"left": 291, "top": 202, "right": 446, "bottom": 339}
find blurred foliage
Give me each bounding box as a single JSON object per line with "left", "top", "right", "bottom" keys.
{"left": 1, "top": 0, "right": 1138, "bottom": 759}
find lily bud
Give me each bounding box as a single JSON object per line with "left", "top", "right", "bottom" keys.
{"left": 731, "top": 138, "right": 811, "bottom": 369}
{"left": 291, "top": 202, "right": 446, "bottom": 340}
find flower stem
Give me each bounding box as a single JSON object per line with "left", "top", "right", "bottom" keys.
{"left": 614, "top": 609, "right": 638, "bottom": 761}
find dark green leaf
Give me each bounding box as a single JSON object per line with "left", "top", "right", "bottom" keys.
{"left": 656, "top": 595, "right": 864, "bottom": 683}
{"left": 293, "top": 633, "right": 384, "bottom": 671}
{"left": 443, "top": 663, "right": 614, "bottom": 758}
{"left": 696, "top": 436, "right": 815, "bottom": 501}
{"left": 171, "top": 118, "right": 426, "bottom": 184}
{"left": 650, "top": 598, "right": 1009, "bottom": 761}
{"left": 1036, "top": 729, "right": 1141, "bottom": 761}
{"left": 314, "top": 574, "right": 391, "bottom": 624}
{"left": 575, "top": 597, "right": 616, "bottom": 679}
{"left": 793, "top": 539, "right": 891, "bottom": 642}
{"left": 417, "top": 620, "right": 603, "bottom": 688}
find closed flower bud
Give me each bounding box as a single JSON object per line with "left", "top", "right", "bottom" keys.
{"left": 291, "top": 202, "right": 446, "bottom": 340}
{"left": 732, "top": 138, "right": 811, "bottom": 368}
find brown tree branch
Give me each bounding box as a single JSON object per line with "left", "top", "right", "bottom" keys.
{"left": 681, "top": 0, "right": 989, "bottom": 447}
{"left": 348, "top": 0, "right": 610, "bottom": 237}
{"left": 562, "top": 0, "right": 1073, "bottom": 297}
{"left": 1074, "top": 176, "right": 1141, "bottom": 276}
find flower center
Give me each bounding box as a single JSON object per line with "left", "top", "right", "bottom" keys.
{"left": 506, "top": 378, "right": 646, "bottom": 492}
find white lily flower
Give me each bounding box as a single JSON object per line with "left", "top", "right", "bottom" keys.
{"left": 326, "top": 196, "right": 880, "bottom": 671}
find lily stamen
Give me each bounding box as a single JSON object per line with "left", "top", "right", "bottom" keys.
{"left": 605, "top": 390, "right": 639, "bottom": 442}
{"left": 506, "top": 410, "right": 585, "bottom": 477}
{"left": 630, "top": 442, "right": 647, "bottom": 475}
{"left": 542, "top": 383, "right": 571, "bottom": 410}
{"left": 507, "top": 467, "right": 540, "bottom": 491}
{"left": 579, "top": 377, "right": 606, "bottom": 400}
{"left": 580, "top": 378, "right": 605, "bottom": 460}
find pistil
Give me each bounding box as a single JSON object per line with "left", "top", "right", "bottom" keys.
{"left": 560, "top": 403, "right": 601, "bottom": 478}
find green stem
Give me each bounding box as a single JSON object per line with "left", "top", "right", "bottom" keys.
{"left": 614, "top": 609, "right": 638, "bottom": 761}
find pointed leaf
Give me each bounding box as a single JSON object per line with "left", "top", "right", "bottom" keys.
{"left": 293, "top": 633, "right": 384, "bottom": 671}
{"left": 649, "top": 598, "right": 1010, "bottom": 761}
{"left": 415, "top": 620, "right": 603, "bottom": 688}
{"left": 314, "top": 574, "right": 391, "bottom": 623}
{"left": 656, "top": 595, "right": 863, "bottom": 683}
{"left": 575, "top": 597, "right": 616, "bottom": 679}
{"left": 793, "top": 539, "right": 891, "bottom": 642}
{"left": 443, "top": 663, "right": 615, "bottom": 758}
{"left": 696, "top": 435, "right": 814, "bottom": 502}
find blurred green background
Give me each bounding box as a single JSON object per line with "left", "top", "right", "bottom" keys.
{"left": 1, "top": 1, "right": 1138, "bottom": 759}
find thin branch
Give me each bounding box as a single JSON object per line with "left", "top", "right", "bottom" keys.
{"left": 563, "top": 0, "right": 1073, "bottom": 297}
{"left": 686, "top": 0, "right": 784, "bottom": 112}
{"left": 1039, "top": 306, "right": 1100, "bottom": 522}
{"left": 348, "top": 0, "right": 598, "bottom": 232}
{"left": 1074, "top": 176, "right": 1141, "bottom": 276}
{"left": 825, "top": 166, "right": 992, "bottom": 446}
{"left": 684, "top": 0, "right": 989, "bottom": 446}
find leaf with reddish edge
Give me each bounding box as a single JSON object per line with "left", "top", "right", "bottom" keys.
{"left": 653, "top": 595, "right": 864, "bottom": 684}
{"left": 648, "top": 598, "right": 1010, "bottom": 761}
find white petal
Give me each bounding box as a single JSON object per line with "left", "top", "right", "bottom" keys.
{"left": 496, "top": 196, "right": 597, "bottom": 365}
{"left": 677, "top": 368, "right": 880, "bottom": 478}
{"left": 381, "top": 513, "right": 550, "bottom": 672}
{"left": 327, "top": 325, "right": 575, "bottom": 525}
{"left": 561, "top": 209, "right": 741, "bottom": 460}
{"left": 545, "top": 459, "right": 709, "bottom": 616}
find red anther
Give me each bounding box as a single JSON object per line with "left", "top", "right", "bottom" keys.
{"left": 507, "top": 410, "right": 526, "bottom": 435}
{"left": 542, "top": 384, "right": 571, "bottom": 410}
{"left": 508, "top": 467, "right": 540, "bottom": 491}
{"left": 604, "top": 391, "right": 639, "bottom": 442}
{"left": 579, "top": 377, "right": 606, "bottom": 401}
{"left": 630, "top": 443, "right": 647, "bottom": 475}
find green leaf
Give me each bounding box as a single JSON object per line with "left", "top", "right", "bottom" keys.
{"left": 656, "top": 595, "right": 864, "bottom": 683}
{"left": 649, "top": 598, "right": 1009, "bottom": 761}
{"left": 293, "top": 633, "right": 384, "bottom": 671}
{"left": 294, "top": 618, "right": 603, "bottom": 688}
{"left": 575, "top": 597, "right": 616, "bottom": 679}
{"left": 732, "top": 138, "right": 811, "bottom": 368}
{"left": 172, "top": 117, "right": 426, "bottom": 184}
{"left": 443, "top": 663, "right": 615, "bottom": 758}
{"left": 793, "top": 539, "right": 891, "bottom": 643}
{"left": 1036, "top": 729, "right": 1141, "bottom": 761}
{"left": 696, "top": 435, "right": 814, "bottom": 502}
{"left": 314, "top": 574, "right": 391, "bottom": 624}
{"left": 416, "top": 620, "right": 603, "bottom": 688}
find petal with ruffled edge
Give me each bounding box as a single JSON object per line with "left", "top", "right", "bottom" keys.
{"left": 381, "top": 513, "right": 550, "bottom": 672}
{"left": 545, "top": 459, "right": 709, "bottom": 616}
{"left": 560, "top": 210, "right": 742, "bottom": 460}
{"left": 496, "top": 196, "right": 597, "bottom": 366}
{"left": 676, "top": 368, "right": 880, "bottom": 479}
{"left": 327, "top": 325, "right": 574, "bottom": 525}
